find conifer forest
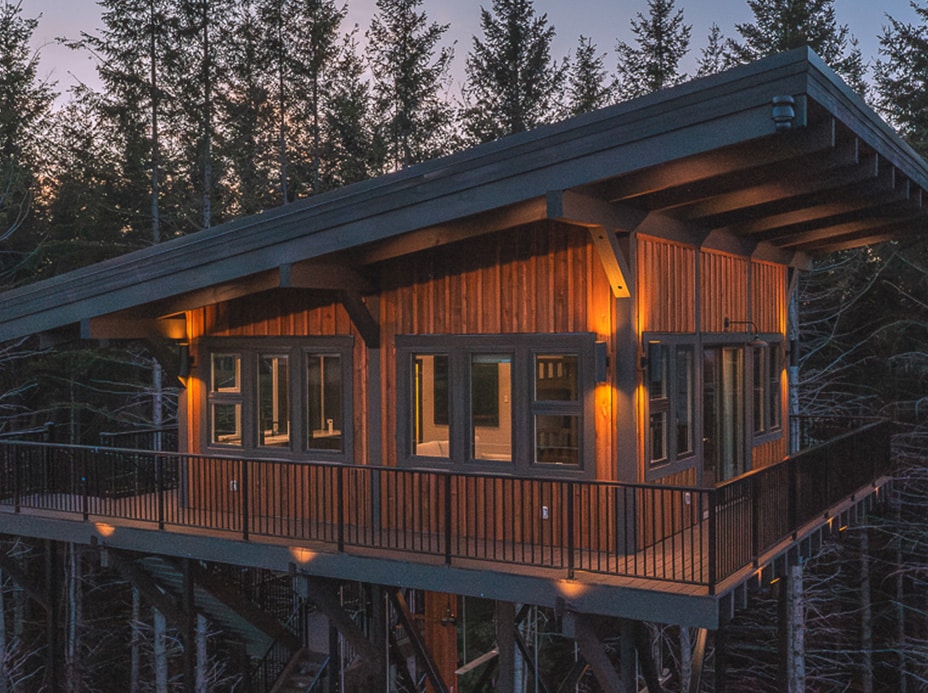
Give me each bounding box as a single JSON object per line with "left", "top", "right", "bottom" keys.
{"left": 2, "top": 0, "right": 928, "bottom": 690}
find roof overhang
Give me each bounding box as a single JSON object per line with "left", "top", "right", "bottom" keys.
{"left": 2, "top": 47, "right": 926, "bottom": 343}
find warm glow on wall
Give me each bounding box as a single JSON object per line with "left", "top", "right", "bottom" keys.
{"left": 554, "top": 579, "right": 589, "bottom": 599}
{"left": 289, "top": 546, "right": 317, "bottom": 564}
{"left": 94, "top": 522, "right": 116, "bottom": 538}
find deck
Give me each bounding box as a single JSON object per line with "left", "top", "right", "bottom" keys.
{"left": 0, "top": 419, "right": 892, "bottom": 627}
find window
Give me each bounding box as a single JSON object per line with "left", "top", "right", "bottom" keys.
{"left": 398, "top": 334, "right": 595, "bottom": 475}
{"left": 753, "top": 343, "right": 782, "bottom": 436}
{"left": 203, "top": 338, "right": 352, "bottom": 459}
{"left": 645, "top": 337, "right": 695, "bottom": 474}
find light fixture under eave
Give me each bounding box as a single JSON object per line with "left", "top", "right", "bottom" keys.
{"left": 723, "top": 317, "right": 769, "bottom": 348}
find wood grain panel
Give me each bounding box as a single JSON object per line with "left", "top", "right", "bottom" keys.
{"left": 636, "top": 236, "right": 697, "bottom": 333}
{"left": 701, "top": 250, "right": 748, "bottom": 333}
{"left": 751, "top": 437, "right": 787, "bottom": 469}
{"left": 751, "top": 260, "right": 788, "bottom": 334}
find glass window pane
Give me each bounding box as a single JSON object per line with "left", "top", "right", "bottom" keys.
{"left": 412, "top": 354, "right": 449, "bottom": 457}
{"left": 211, "top": 354, "right": 240, "bottom": 392}
{"left": 472, "top": 354, "right": 511, "bottom": 461}
{"left": 650, "top": 412, "right": 667, "bottom": 462}
{"left": 211, "top": 403, "right": 241, "bottom": 446}
{"left": 307, "top": 354, "right": 343, "bottom": 451}
{"left": 258, "top": 355, "right": 289, "bottom": 448}
{"left": 753, "top": 347, "right": 765, "bottom": 434}
{"left": 535, "top": 415, "right": 579, "bottom": 465}
{"left": 648, "top": 343, "right": 668, "bottom": 398}
{"left": 768, "top": 347, "right": 782, "bottom": 430}
{"left": 675, "top": 347, "right": 693, "bottom": 456}
{"left": 535, "top": 354, "right": 579, "bottom": 401}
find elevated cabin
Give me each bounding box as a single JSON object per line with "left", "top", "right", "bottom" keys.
{"left": 0, "top": 49, "right": 920, "bottom": 690}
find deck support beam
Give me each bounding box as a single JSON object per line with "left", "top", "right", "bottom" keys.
{"left": 303, "top": 577, "right": 385, "bottom": 684}
{"left": 689, "top": 628, "right": 709, "bottom": 693}
{"left": 497, "top": 601, "right": 516, "bottom": 693}
{"left": 566, "top": 613, "right": 625, "bottom": 692}
{"left": 388, "top": 590, "right": 450, "bottom": 693}
{"left": 182, "top": 559, "right": 196, "bottom": 692}
{"left": 44, "top": 541, "right": 60, "bottom": 693}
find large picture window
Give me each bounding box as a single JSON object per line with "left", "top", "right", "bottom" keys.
{"left": 398, "top": 334, "right": 596, "bottom": 476}
{"left": 203, "top": 338, "right": 352, "bottom": 459}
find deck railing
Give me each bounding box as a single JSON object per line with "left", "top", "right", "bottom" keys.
{"left": 0, "top": 419, "right": 891, "bottom": 593}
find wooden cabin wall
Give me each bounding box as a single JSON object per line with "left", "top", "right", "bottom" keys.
{"left": 637, "top": 236, "right": 697, "bottom": 333}
{"left": 185, "top": 291, "right": 368, "bottom": 465}
{"left": 378, "top": 220, "right": 616, "bottom": 480}
{"left": 700, "top": 249, "right": 749, "bottom": 332}
{"left": 636, "top": 236, "right": 790, "bottom": 483}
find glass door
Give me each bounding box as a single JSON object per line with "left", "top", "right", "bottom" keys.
{"left": 703, "top": 346, "right": 745, "bottom": 484}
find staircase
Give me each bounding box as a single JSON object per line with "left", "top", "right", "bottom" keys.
{"left": 270, "top": 649, "right": 329, "bottom": 693}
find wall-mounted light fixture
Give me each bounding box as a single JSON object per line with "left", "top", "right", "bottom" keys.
{"left": 724, "top": 317, "right": 769, "bottom": 348}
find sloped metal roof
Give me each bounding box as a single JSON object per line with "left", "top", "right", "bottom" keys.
{"left": 0, "top": 47, "right": 925, "bottom": 343}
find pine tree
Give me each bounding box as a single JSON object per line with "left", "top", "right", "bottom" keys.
{"left": 75, "top": 0, "right": 176, "bottom": 243}
{"left": 257, "top": 0, "right": 346, "bottom": 200}
{"left": 462, "top": 0, "right": 566, "bottom": 143}
{"left": 614, "top": 0, "right": 691, "bottom": 101}
{"left": 322, "top": 33, "right": 378, "bottom": 188}
{"left": 727, "top": 0, "right": 866, "bottom": 93}
{"left": 696, "top": 23, "right": 728, "bottom": 78}
{"left": 567, "top": 36, "right": 611, "bottom": 116}
{"left": 216, "top": 0, "right": 278, "bottom": 216}
{"left": 366, "top": 0, "right": 455, "bottom": 170}
{"left": 0, "top": 1, "right": 54, "bottom": 283}
{"left": 874, "top": 1, "right": 928, "bottom": 158}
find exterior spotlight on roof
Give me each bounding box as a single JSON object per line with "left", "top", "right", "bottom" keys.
{"left": 771, "top": 95, "right": 796, "bottom": 132}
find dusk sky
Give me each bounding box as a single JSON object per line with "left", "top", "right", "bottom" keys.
{"left": 24, "top": 0, "right": 922, "bottom": 98}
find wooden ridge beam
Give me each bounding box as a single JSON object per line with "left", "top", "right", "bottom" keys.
{"left": 81, "top": 315, "right": 187, "bottom": 341}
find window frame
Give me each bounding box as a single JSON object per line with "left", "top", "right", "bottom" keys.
{"left": 200, "top": 337, "right": 354, "bottom": 461}
{"left": 396, "top": 334, "right": 596, "bottom": 477}
{"left": 643, "top": 333, "right": 697, "bottom": 479}
{"left": 751, "top": 338, "right": 784, "bottom": 442}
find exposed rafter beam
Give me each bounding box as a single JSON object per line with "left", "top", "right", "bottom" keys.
{"left": 81, "top": 315, "right": 187, "bottom": 341}
{"left": 283, "top": 260, "right": 377, "bottom": 294}
{"left": 673, "top": 153, "right": 881, "bottom": 223}
{"left": 356, "top": 197, "right": 548, "bottom": 266}
{"left": 775, "top": 213, "right": 924, "bottom": 249}
{"left": 586, "top": 118, "right": 835, "bottom": 203}
{"left": 107, "top": 550, "right": 187, "bottom": 627}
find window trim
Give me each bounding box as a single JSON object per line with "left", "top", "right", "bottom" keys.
{"left": 396, "top": 333, "right": 596, "bottom": 478}
{"left": 643, "top": 333, "right": 697, "bottom": 479}
{"left": 200, "top": 337, "right": 354, "bottom": 461}
{"left": 751, "top": 338, "right": 784, "bottom": 443}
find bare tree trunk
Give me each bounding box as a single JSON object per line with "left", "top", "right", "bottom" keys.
{"left": 130, "top": 587, "right": 141, "bottom": 692}
{"left": 149, "top": 0, "right": 161, "bottom": 244}
{"left": 154, "top": 608, "right": 168, "bottom": 693}
{"left": 860, "top": 529, "right": 873, "bottom": 693}
{"left": 786, "top": 563, "right": 805, "bottom": 692}
{"left": 0, "top": 572, "right": 7, "bottom": 693}
{"left": 66, "top": 544, "right": 81, "bottom": 693}
{"left": 195, "top": 614, "right": 207, "bottom": 693}
{"left": 680, "top": 626, "right": 692, "bottom": 691}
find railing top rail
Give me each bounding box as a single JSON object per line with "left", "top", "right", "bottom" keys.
{"left": 0, "top": 418, "right": 890, "bottom": 495}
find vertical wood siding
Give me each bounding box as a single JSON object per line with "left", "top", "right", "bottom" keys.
{"left": 636, "top": 236, "right": 697, "bottom": 333}
{"left": 751, "top": 260, "right": 788, "bottom": 333}
{"left": 700, "top": 249, "right": 749, "bottom": 333}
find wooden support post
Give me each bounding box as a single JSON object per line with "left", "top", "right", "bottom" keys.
{"left": 388, "top": 590, "right": 450, "bottom": 693}
{"left": 634, "top": 621, "right": 663, "bottom": 693}
{"left": 619, "top": 619, "right": 635, "bottom": 692}
{"left": 689, "top": 628, "right": 709, "bottom": 693}
{"left": 569, "top": 614, "right": 624, "bottom": 692}
{"left": 496, "top": 601, "right": 516, "bottom": 693}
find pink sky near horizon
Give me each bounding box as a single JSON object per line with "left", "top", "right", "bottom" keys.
{"left": 24, "top": 0, "right": 920, "bottom": 99}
